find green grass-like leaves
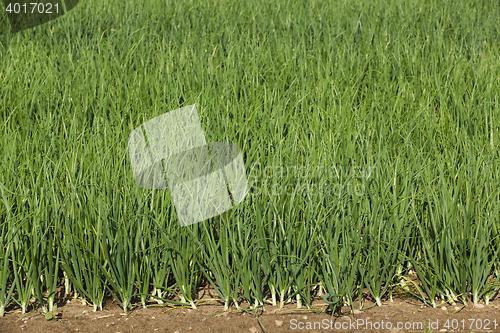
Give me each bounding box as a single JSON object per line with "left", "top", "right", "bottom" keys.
{"left": 1, "top": 0, "right": 500, "bottom": 314}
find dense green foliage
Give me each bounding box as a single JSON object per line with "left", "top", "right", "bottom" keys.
{"left": 1, "top": 0, "right": 500, "bottom": 315}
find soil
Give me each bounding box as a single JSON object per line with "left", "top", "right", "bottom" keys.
{"left": 2, "top": 290, "right": 500, "bottom": 333}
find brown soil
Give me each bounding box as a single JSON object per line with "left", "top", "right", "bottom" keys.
{"left": 2, "top": 288, "right": 500, "bottom": 333}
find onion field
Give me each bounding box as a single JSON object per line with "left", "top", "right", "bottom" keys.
{"left": 1, "top": 0, "right": 500, "bottom": 317}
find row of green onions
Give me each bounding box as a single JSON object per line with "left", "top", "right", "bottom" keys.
{"left": 1, "top": 145, "right": 500, "bottom": 315}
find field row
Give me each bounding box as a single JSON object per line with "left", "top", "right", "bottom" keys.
{"left": 1, "top": 0, "right": 500, "bottom": 318}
